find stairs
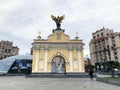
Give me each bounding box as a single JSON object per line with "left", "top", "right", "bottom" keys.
{"left": 27, "top": 72, "right": 90, "bottom": 78}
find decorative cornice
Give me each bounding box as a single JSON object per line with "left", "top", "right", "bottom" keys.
{"left": 33, "top": 42, "right": 84, "bottom": 45}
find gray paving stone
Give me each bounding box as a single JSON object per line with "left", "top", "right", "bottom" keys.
{"left": 0, "top": 76, "right": 119, "bottom": 90}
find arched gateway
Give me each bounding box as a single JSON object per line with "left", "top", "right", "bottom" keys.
{"left": 51, "top": 56, "right": 66, "bottom": 73}
{"left": 32, "top": 15, "right": 85, "bottom": 73}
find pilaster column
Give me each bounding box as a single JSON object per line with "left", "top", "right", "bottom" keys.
{"left": 35, "top": 49, "right": 39, "bottom": 72}
{"left": 69, "top": 49, "right": 73, "bottom": 72}
{"left": 110, "top": 50, "right": 114, "bottom": 61}
{"left": 106, "top": 53, "right": 109, "bottom": 61}
{"left": 78, "top": 49, "right": 82, "bottom": 72}
{"left": 44, "top": 49, "right": 48, "bottom": 72}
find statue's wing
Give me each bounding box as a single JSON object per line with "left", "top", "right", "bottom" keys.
{"left": 51, "top": 15, "right": 56, "bottom": 20}
{"left": 60, "top": 15, "right": 65, "bottom": 20}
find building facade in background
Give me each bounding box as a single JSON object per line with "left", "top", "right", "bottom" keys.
{"left": 89, "top": 27, "right": 120, "bottom": 65}
{"left": 0, "top": 40, "right": 19, "bottom": 60}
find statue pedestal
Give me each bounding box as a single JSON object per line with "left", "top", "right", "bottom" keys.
{"left": 53, "top": 28, "right": 65, "bottom": 33}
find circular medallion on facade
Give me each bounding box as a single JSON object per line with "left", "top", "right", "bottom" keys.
{"left": 57, "top": 52, "right": 61, "bottom": 55}
{"left": 56, "top": 33, "right": 61, "bottom": 40}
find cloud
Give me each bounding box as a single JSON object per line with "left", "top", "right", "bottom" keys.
{"left": 0, "top": 0, "right": 23, "bottom": 11}
{"left": 0, "top": 0, "right": 120, "bottom": 57}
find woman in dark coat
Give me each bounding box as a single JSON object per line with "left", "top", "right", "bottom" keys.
{"left": 89, "top": 69, "right": 93, "bottom": 80}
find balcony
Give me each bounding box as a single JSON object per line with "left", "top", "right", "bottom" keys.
{"left": 93, "top": 36, "right": 107, "bottom": 41}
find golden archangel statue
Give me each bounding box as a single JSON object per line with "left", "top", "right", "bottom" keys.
{"left": 51, "top": 15, "right": 65, "bottom": 29}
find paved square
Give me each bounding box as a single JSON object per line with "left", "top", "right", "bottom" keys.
{"left": 0, "top": 76, "right": 119, "bottom": 90}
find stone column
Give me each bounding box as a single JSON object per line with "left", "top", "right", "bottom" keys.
{"left": 69, "top": 48, "right": 73, "bottom": 72}
{"left": 35, "top": 49, "right": 39, "bottom": 72}
{"left": 78, "top": 49, "right": 82, "bottom": 72}
{"left": 44, "top": 49, "right": 48, "bottom": 72}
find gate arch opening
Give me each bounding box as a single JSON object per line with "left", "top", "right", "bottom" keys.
{"left": 51, "top": 56, "right": 66, "bottom": 73}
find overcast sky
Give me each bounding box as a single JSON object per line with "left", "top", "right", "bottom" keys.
{"left": 0, "top": 0, "right": 120, "bottom": 57}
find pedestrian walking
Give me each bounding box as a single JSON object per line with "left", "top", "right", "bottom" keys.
{"left": 111, "top": 68, "right": 115, "bottom": 78}
{"left": 89, "top": 69, "right": 94, "bottom": 80}
{"left": 18, "top": 69, "right": 22, "bottom": 76}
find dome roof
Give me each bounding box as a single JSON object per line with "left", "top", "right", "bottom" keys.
{"left": 0, "top": 55, "right": 32, "bottom": 74}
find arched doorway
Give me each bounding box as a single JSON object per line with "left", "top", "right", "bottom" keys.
{"left": 51, "top": 56, "right": 66, "bottom": 73}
